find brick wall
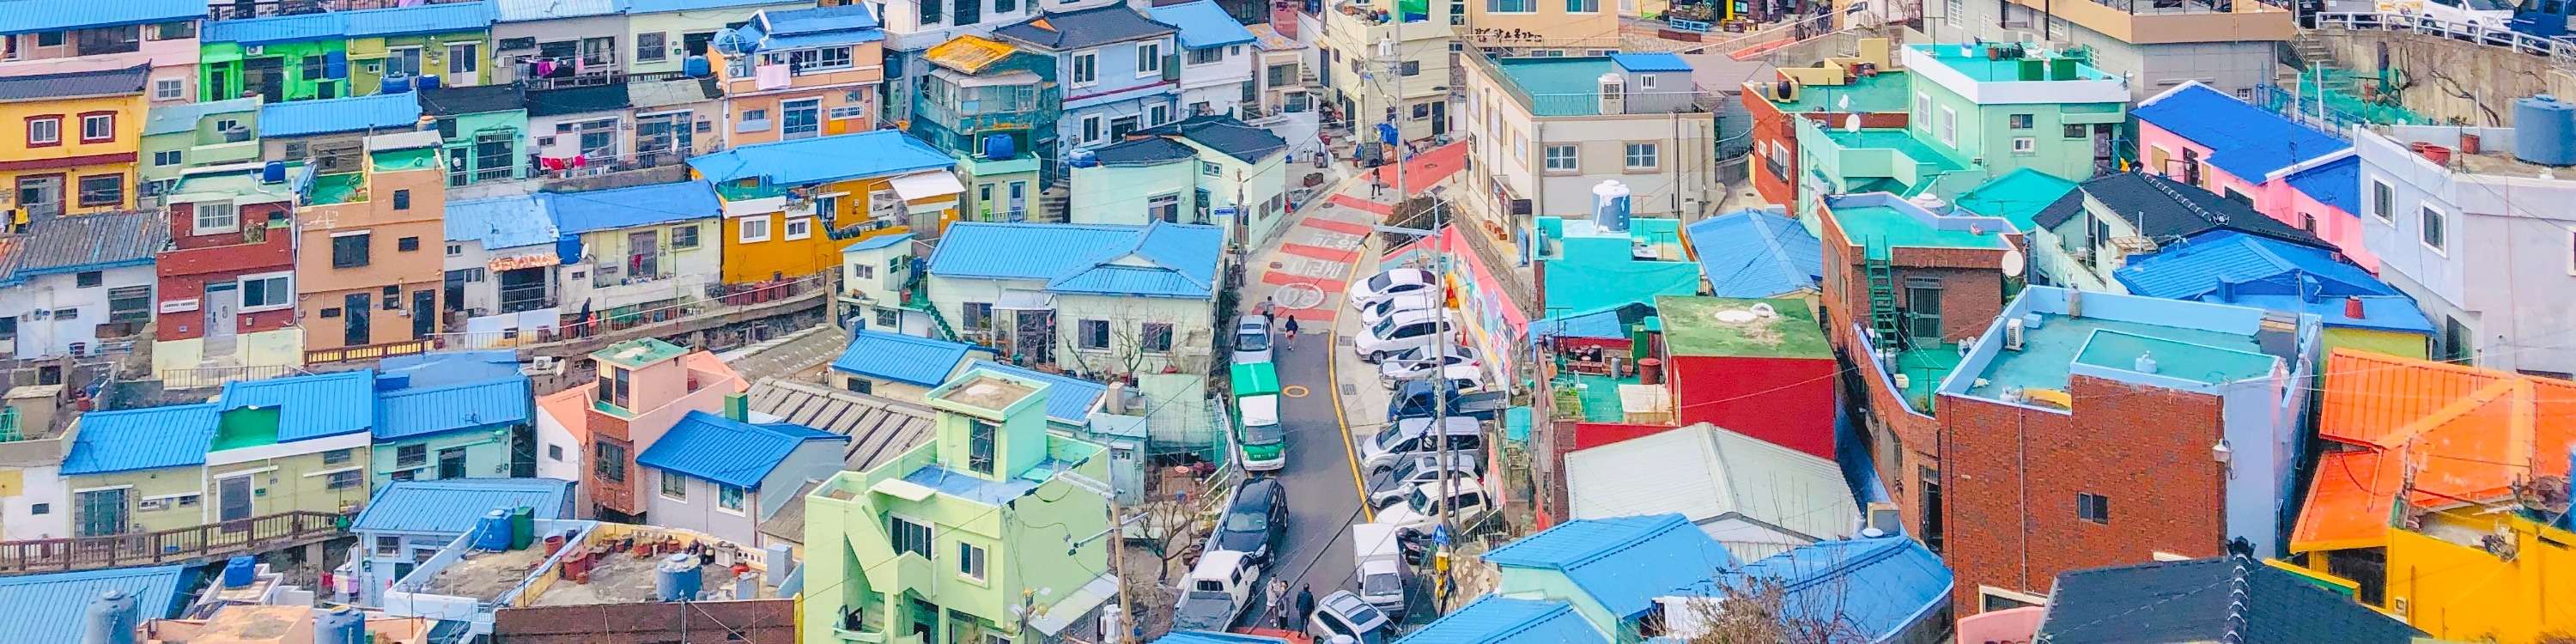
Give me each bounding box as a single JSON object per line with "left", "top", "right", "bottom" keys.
{"left": 1738, "top": 91, "right": 1912, "bottom": 209}
{"left": 1939, "top": 374, "right": 2227, "bottom": 610}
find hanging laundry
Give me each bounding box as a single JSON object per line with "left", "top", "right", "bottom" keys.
{"left": 755, "top": 64, "right": 792, "bottom": 90}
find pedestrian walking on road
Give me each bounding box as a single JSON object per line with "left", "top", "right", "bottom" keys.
{"left": 1270, "top": 579, "right": 1291, "bottom": 629}
{"left": 1294, "top": 586, "right": 1316, "bottom": 631}
{"left": 1370, "top": 172, "right": 1384, "bottom": 197}
{"left": 1257, "top": 296, "right": 1276, "bottom": 319}
{"left": 1281, "top": 315, "right": 1300, "bottom": 348}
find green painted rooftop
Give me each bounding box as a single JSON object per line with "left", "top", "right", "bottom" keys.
{"left": 1894, "top": 343, "right": 1960, "bottom": 413}
{"left": 1827, "top": 205, "right": 2014, "bottom": 249}
{"left": 372, "top": 148, "right": 440, "bottom": 172}
{"left": 1963, "top": 314, "right": 2268, "bottom": 401}
{"left": 593, "top": 337, "right": 688, "bottom": 368}
{"left": 1820, "top": 129, "right": 1969, "bottom": 173}
{"left": 1496, "top": 58, "right": 1619, "bottom": 117}
{"left": 1953, "top": 168, "right": 2079, "bottom": 233}
{"left": 1769, "top": 70, "right": 1911, "bottom": 114}
{"left": 1655, "top": 296, "right": 1832, "bottom": 359}
{"left": 2074, "top": 331, "right": 2279, "bottom": 385}
{"left": 1907, "top": 44, "right": 2117, "bottom": 83}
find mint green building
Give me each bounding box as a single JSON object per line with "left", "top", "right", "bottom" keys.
{"left": 801, "top": 368, "right": 1120, "bottom": 644}
{"left": 197, "top": 3, "right": 495, "bottom": 103}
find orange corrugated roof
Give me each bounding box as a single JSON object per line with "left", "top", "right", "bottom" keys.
{"left": 923, "top": 34, "right": 1018, "bottom": 75}
{"left": 2294, "top": 349, "right": 2576, "bottom": 551}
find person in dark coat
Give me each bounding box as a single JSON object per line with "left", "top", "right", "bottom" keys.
{"left": 1294, "top": 586, "right": 1316, "bottom": 630}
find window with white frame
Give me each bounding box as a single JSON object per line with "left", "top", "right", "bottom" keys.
{"left": 1544, "top": 144, "right": 1577, "bottom": 171}
{"left": 1638, "top": 74, "right": 1656, "bottom": 89}
{"left": 1624, "top": 143, "right": 1658, "bottom": 169}
{"left": 193, "top": 202, "right": 238, "bottom": 234}
{"left": 1151, "top": 103, "right": 1171, "bottom": 125}
{"left": 888, "top": 515, "right": 933, "bottom": 556}
{"left": 1935, "top": 106, "right": 1957, "bottom": 145}
{"left": 718, "top": 484, "right": 745, "bottom": 512}
{"left": 2370, "top": 179, "right": 2393, "bottom": 221}
{"left": 784, "top": 216, "right": 812, "bottom": 240}
{"left": 2421, "top": 204, "right": 2445, "bottom": 252}
{"left": 2012, "top": 137, "right": 2036, "bottom": 154}
{"left": 153, "top": 78, "right": 184, "bottom": 100}
{"left": 1944, "top": 0, "right": 1963, "bottom": 27}
{"left": 1188, "top": 46, "right": 1223, "bottom": 65}
{"left": 240, "top": 272, "right": 292, "bottom": 311}
{"left": 1138, "top": 42, "right": 1163, "bottom": 76}
{"left": 1915, "top": 92, "right": 1929, "bottom": 120}
{"left": 957, "top": 542, "right": 987, "bottom": 580}
{"left": 27, "top": 117, "right": 60, "bottom": 145}
{"left": 153, "top": 150, "right": 182, "bottom": 167}
{"left": 739, "top": 216, "right": 772, "bottom": 243}
{"left": 81, "top": 113, "right": 114, "bottom": 142}
{"left": 1071, "top": 51, "right": 1098, "bottom": 85}
{"left": 660, "top": 472, "right": 688, "bottom": 500}
{"left": 1081, "top": 115, "right": 1103, "bottom": 143}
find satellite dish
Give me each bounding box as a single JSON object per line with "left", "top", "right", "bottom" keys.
{"left": 1843, "top": 113, "right": 1861, "bottom": 133}
{"left": 2001, "top": 248, "right": 2026, "bottom": 277}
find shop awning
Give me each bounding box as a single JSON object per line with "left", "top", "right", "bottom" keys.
{"left": 887, "top": 171, "right": 965, "bottom": 201}
{"left": 994, "top": 289, "right": 1055, "bottom": 310}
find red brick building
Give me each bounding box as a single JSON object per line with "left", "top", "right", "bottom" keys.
{"left": 150, "top": 168, "right": 300, "bottom": 380}
{"left": 1931, "top": 286, "right": 2314, "bottom": 612}
{"left": 1740, "top": 39, "right": 1912, "bottom": 209}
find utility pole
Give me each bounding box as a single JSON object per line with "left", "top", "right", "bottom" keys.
{"left": 1059, "top": 471, "right": 1130, "bottom": 643}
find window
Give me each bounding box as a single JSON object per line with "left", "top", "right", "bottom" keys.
{"left": 1142, "top": 323, "right": 1174, "bottom": 353}
{"left": 957, "top": 542, "right": 988, "bottom": 581}
{"left": 445, "top": 243, "right": 463, "bottom": 257}
{"left": 1919, "top": 466, "right": 1942, "bottom": 553}
{"left": 385, "top": 47, "right": 422, "bottom": 77}
{"left": 153, "top": 78, "right": 184, "bottom": 100}
{"left": 963, "top": 302, "right": 993, "bottom": 330}
{"left": 595, "top": 441, "right": 627, "bottom": 482}
{"left": 1148, "top": 194, "right": 1182, "bottom": 222}
{"left": 2077, "top": 492, "right": 2110, "bottom": 524}
{"left": 1400, "top": 61, "right": 1420, "bottom": 76}
{"left": 240, "top": 273, "right": 291, "bottom": 310}
{"left": 76, "top": 271, "right": 101, "bottom": 288}
{"left": 784, "top": 216, "right": 812, "bottom": 240}
{"left": 377, "top": 536, "right": 403, "bottom": 556}
{"left": 52, "top": 307, "right": 76, "bottom": 321}
{"left": 1638, "top": 74, "right": 1656, "bottom": 89}
{"left": 636, "top": 32, "right": 667, "bottom": 62}
{"left": 1914, "top": 92, "right": 1929, "bottom": 120}
{"left": 1410, "top": 103, "right": 1431, "bottom": 120}
{"left": 2421, "top": 204, "right": 2445, "bottom": 252}
{"left": 1543, "top": 144, "right": 1577, "bottom": 171}
{"left": 80, "top": 113, "right": 113, "bottom": 143}
{"left": 392, "top": 189, "right": 410, "bottom": 210}
{"left": 738, "top": 108, "right": 769, "bottom": 133}
{"left": 324, "top": 448, "right": 353, "bottom": 465}
{"left": 397, "top": 236, "right": 420, "bottom": 252}
{"left": 27, "top": 116, "right": 60, "bottom": 146}
{"left": 2012, "top": 137, "right": 2036, "bottom": 154}
{"left": 739, "top": 216, "right": 772, "bottom": 243}
{"left": 27, "top": 503, "right": 43, "bottom": 515}
{"left": 1071, "top": 51, "right": 1098, "bottom": 86}
{"left": 1081, "top": 115, "right": 1103, "bottom": 143}
{"left": 671, "top": 225, "right": 699, "bottom": 248}
{"left": 662, "top": 472, "right": 688, "bottom": 500}
{"left": 327, "top": 471, "right": 361, "bottom": 489}
{"left": 1935, "top": 106, "right": 1957, "bottom": 145}
{"left": 397, "top": 444, "right": 428, "bottom": 469}
{"left": 785, "top": 46, "right": 854, "bottom": 72}
{"left": 2008, "top": 113, "right": 2034, "bottom": 129}
{"left": 1150, "top": 103, "right": 1171, "bottom": 125}
{"left": 890, "top": 516, "right": 933, "bottom": 556}
{"left": 1138, "top": 42, "right": 1163, "bottom": 76}
{"left": 876, "top": 309, "right": 899, "bottom": 328}
{"left": 1078, "top": 319, "right": 1110, "bottom": 349}
{"left": 852, "top": 262, "right": 876, "bottom": 280}
{"left": 2064, "top": 124, "right": 2087, "bottom": 139}
{"left": 548, "top": 444, "right": 563, "bottom": 461}
{"left": 107, "top": 286, "right": 149, "bottom": 325}
{"left": 968, "top": 419, "right": 998, "bottom": 474}
{"left": 1202, "top": 161, "right": 1222, "bottom": 177}
{"left": 1189, "top": 47, "right": 1223, "bottom": 64}
{"left": 1943, "top": 0, "right": 1962, "bottom": 27}
{"left": 1568, "top": 0, "right": 1597, "bottom": 11}
{"left": 77, "top": 174, "right": 122, "bottom": 207}
{"left": 153, "top": 151, "right": 183, "bottom": 169}
{"left": 1487, "top": 0, "right": 1531, "bottom": 12}
{"left": 719, "top": 484, "right": 745, "bottom": 511}
{"left": 2370, "top": 179, "right": 2394, "bottom": 222}
{"left": 1624, "top": 143, "right": 1658, "bottom": 169}
{"left": 331, "top": 234, "right": 371, "bottom": 268}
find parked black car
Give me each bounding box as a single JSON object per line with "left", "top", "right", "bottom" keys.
{"left": 1386, "top": 380, "right": 1510, "bottom": 422}
{"left": 1212, "top": 477, "right": 1288, "bottom": 563}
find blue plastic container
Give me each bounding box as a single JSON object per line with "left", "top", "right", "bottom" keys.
{"left": 222, "top": 556, "right": 257, "bottom": 587}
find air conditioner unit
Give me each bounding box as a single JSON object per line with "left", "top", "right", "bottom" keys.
{"left": 2003, "top": 317, "right": 2026, "bottom": 351}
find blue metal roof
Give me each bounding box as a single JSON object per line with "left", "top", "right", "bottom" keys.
{"left": 377, "top": 350, "right": 525, "bottom": 388}
{"left": 2115, "top": 230, "right": 2431, "bottom": 333}
{"left": 1608, "top": 52, "right": 1692, "bottom": 73}
{"left": 1145, "top": 0, "right": 1256, "bottom": 49}
{"left": 1481, "top": 513, "right": 1738, "bottom": 621}
{"left": 628, "top": 0, "right": 801, "bottom": 11}
{"left": 0, "top": 0, "right": 204, "bottom": 35}
{"left": 550, "top": 180, "right": 726, "bottom": 234}
{"left": 258, "top": 93, "right": 424, "bottom": 137}
{"left": 61, "top": 404, "right": 219, "bottom": 476}
{"left": 1528, "top": 307, "right": 1626, "bottom": 340}
{"left": 841, "top": 232, "right": 914, "bottom": 252}
{"left": 352, "top": 478, "right": 576, "bottom": 535}
{"left": 375, "top": 377, "right": 533, "bottom": 441}
{"left": 143, "top": 98, "right": 262, "bottom": 137}
{"left": 2285, "top": 155, "right": 2361, "bottom": 216}
{"left": 726, "top": 4, "right": 884, "bottom": 52}
{"left": 2135, "top": 83, "right": 2349, "bottom": 180}
{"left": 1154, "top": 632, "right": 1298, "bottom": 644}
{"left": 1394, "top": 596, "right": 1610, "bottom": 644}
{"left": 203, "top": 2, "right": 493, "bottom": 45}
{"left": 0, "top": 565, "right": 188, "bottom": 644}
{"left": 831, "top": 329, "right": 976, "bottom": 386}
{"left": 495, "top": 0, "right": 624, "bottom": 22}
{"left": 969, "top": 361, "right": 1106, "bottom": 424}
{"left": 1719, "top": 537, "right": 1953, "bottom": 643}
{"left": 689, "top": 130, "right": 953, "bottom": 187}
{"left": 635, "top": 410, "right": 848, "bottom": 489}
{"left": 219, "top": 370, "right": 376, "bottom": 442}
{"left": 1686, "top": 210, "right": 1821, "bottom": 299}
{"left": 933, "top": 222, "right": 1225, "bottom": 299}
{"left": 446, "top": 195, "right": 561, "bottom": 249}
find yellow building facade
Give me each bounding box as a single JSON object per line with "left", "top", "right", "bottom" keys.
{"left": 689, "top": 130, "right": 963, "bottom": 285}
{"left": 2, "top": 64, "right": 150, "bottom": 222}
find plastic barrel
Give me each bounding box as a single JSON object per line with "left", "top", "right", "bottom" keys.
{"left": 472, "top": 510, "right": 512, "bottom": 551}
{"left": 509, "top": 507, "right": 535, "bottom": 550}
{"left": 222, "top": 556, "right": 257, "bottom": 588}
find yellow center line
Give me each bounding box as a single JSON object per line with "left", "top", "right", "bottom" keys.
{"left": 1324, "top": 222, "right": 1376, "bottom": 525}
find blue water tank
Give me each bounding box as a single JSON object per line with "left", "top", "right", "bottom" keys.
{"left": 472, "top": 509, "right": 513, "bottom": 551}
{"left": 683, "top": 56, "right": 712, "bottom": 78}
{"left": 1591, "top": 180, "right": 1631, "bottom": 233}
{"left": 313, "top": 607, "right": 365, "bottom": 644}
{"left": 380, "top": 76, "right": 414, "bottom": 95}
{"left": 415, "top": 75, "right": 440, "bottom": 90}
{"left": 260, "top": 161, "right": 288, "bottom": 184}
{"left": 984, "top": 134, "right": 1018, "bottom": 161}
{"left": 654, "top": 553, "right": 702, "bottom": 601}
{"left": 82, "top": 590, "right": 137, "bottom": 644}
{"left": 222, "top": 556, "right": 257, "bottom": 587}
{"left": 1067, "top": 149, "right": 1098, "bottom": 168}
{"left": 2514, "top": 94, "right": 2576, "bottom": 167}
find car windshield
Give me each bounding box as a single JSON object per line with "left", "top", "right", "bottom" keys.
{"left": 1406, "top": 487, "right": 1437, "bottom": 513}
{"left": 1224, "top": 508, "right": 1268, "bottom": 532}
{"left": 1388, "top": 457, "right": 1425, "bottom": 480}
{"left": 1236, "top": 331, "right": 1269, "bottom": 351}
{"left": 1363, "top": 572, "right": 1402, "bottom": 596}
{"left": 1344, "top": 601, "right": 1388, "bottom": 628}
{"left": 1245, "top": 422, "right": 1285, "bottom": 444}
{"left": 1373, "top": 423, "right": 1412, "bottom": 447}
{"left": 1366, "top": 272, "right": 1399, "bottom": 291}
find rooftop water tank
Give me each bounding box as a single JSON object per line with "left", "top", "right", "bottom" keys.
{"left": 222, "top": 556, "right": 257, "bottom": 588}
{"left": 261, "top": 161, "right": 288, "bottom": 184}
{"left": 683, "top": 55, "right": 712, "bottom": 78}
{"left": 509, "top": 507, "right": 536, "bottom": 550}
{"left": 415, "top": 75, "right": 440, "bottom": 90}
{"left": 313, "top": 607, "right": 365, "bottom": 644}
{"left": 984, "top": 134, "right": 1018, "bottom": 161}
{"left": 1591, "top": 180, "right": 1631, "bottom": 233}
{"left": 656, "top": 553, "right": 703, "bottom": 602}
{"left": 380, "top": 76, "right": 414, "bottom": 95}
{"left": 82, "top": 590, "right": 137, "bottom": 644}
{"left": 472, "top": 509, "right": 513, "bottom": 551}
{"left": 2514, "top": 94, "right": 2576, "bottom": 167}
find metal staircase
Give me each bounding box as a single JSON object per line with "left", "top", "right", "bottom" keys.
{"left": 900, "top": 270, "right": 963, "bottom": 342}
{"left": 1864, "top": 238, "right": 1900, "bottom": 348}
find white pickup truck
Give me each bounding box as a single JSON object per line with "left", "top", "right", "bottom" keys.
{"left": 1172, "top": 550, "right": 1261, "bottom": 632}
{"left": 1351, "top": 524, "right": 1406, "bottom": 613}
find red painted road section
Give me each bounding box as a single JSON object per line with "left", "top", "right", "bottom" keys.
{"left": 1327, "top": 194, "right": 1394, "bottom": 216}
{"left": 1261, "top": 270, "right": 1351, "bottom": 293}
{"left": 1279, "top": 243, "right": 1360, "bottom": 262}
{"left": 1367, "top": 142, "right": 1468, "bottom": 193}
{"left": 1296, "top": 217, "right": 1376, "bottom": 236}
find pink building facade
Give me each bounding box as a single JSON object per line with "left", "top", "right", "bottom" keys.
{"left": 2131, "top": 82, "right": 2378, "bottom": 272}
{"left": 0, "top": 3, "right": 206, "bottom": 106}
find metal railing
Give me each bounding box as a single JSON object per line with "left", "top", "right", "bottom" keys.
{"left": 2316, "top": 11, "right": 2576, "bottom": 60}
{"left": 305, "top": 340, "right": 430, "bottom": 365}
{"left": 160, "top": 365, "right": 313, "bottom": 390}
{"left": 0, "top": 511, "right": 351, "bottom": 574}
{"left": 422, "top": 270, "right": 830, "bottom": 351}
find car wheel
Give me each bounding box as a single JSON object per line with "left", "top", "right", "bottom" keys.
{"left": 1370, "top": 351, "right": 1390, "bottom": 362}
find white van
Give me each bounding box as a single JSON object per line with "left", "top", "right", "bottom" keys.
{"left": 1351, "top": 523, "right": 1406, "bottom": 612}
{"left": 1353, "top": 309, "right": 1449, "bottom": 363}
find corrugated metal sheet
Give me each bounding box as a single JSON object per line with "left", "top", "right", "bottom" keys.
{"left": 1608, "top": 52, "right": 1693, "bottom": 72}
{"left": 258, "top": 93, "right": 423, "bottom": 137}
{"left": 1480, "top": 513, "right": 1737, "bottom": 621}
{"left": 1685, "top": 210, "right": 1821, "bottom": 299}
{"left": 627, "top": 0, "right": 800, "bottom": 12}
{"left": 1145, "top": 0, "right": 1255, "bottom": 49}
{"left": 12, "top": 210, "right": 170, "bottom": 277}
{"left": 2114, "top": 230, "right": 2394, "bottom": 301}
{"left": 202, "top": 2, "right": 491, "bottom": 45}
{"left": 0, "top": 565, "right": 187, "bottom": 644}
{"left": 219, "top": 370, "right": 376, "bottom": 442}
{"left": 374, "top": 377, "right": 533, "bottom": 440}
{"left": 1720, "top": 537, "right": 1952, "bottom": 642}
{"left": 0, "top": 0, "right": 204, "bottom": 34}
{"left": 1393, "top": 596, "right": 1608, "bottom": 644}
{"left": 445, "top": 195, "right": 558, "bottom": 249}
{"left": 495, "top": 0, "right": 623, "bottom": 22}
{"left": 143, "top": 98, "right": 261, "bottom": 137}
{"left": 2135, "top": 83, "right": 2348, "bottom": 180}
{"left": 830, "top": 329, "right": 974, "bottom": 386}
{"left": 379, "top": 349, "right": 526, "bottom": 388}
{"left": 2297, "top": 349, "right": 2576, "bottom": 552}
{"left": 61, "top": 404, "right": 220, "bottom": 475}
{"left": 550, "top": 180, "right": 724, "bottom": 234}
{"left": 0, "top": 64, "right": 149, "bottom": 101}
{"left": 351, "top": 478, "right": 575, "bottom": 534}
{"left": 744, "top": 378, "right": 935, "bottom": 472}
{"left": 1563, "top": 422, "right": 1858, "bottom": 562}
{"left": 1048, "top": 264, "right": 1210, "bottom": 298}
{"left": 992, "top": 3, "right": 1170, "bottom": 51}
{"left": 635, "top": 410, "right": 847, "bottom": 489}
{"left": 923, "top": 34, "right": 1018, "bottom": 74}
{"left": 969, "top": 361, "right": 1104, "bottom": 425}
{"left": 1528, "top": 308, "right": 1625, "bottom": 340}
{"left": 687, "top": 130, "right": 951, "bottom": 186}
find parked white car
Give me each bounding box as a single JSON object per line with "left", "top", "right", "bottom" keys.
{"left": 1350, "top": 269, "right": 1437, "bottom": 308}
{"left": 1354, "top": 309, "right": 1449, "bottom": 362}
{"left": 1378, "top": 347, "right": 1481, "bottom": 387}
{"left": 1371, "top": 479, "right": 1493, "bottom": 532}
{"left": 1356, "top": 291, "right": 1439, "bottom": 330}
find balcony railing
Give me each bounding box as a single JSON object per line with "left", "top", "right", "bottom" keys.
{"left": 304, "top": 340, "right": 429, "bottom": 365}
{"left": 422, "top": 270, "right": 830, "bottom": 351}
{"left": 0, "top": 511, "right": 352, "bottom": 574}
{"left": 2316, "top": 11, "right": 2576, "bottom": 60}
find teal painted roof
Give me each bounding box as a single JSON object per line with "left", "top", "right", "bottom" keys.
{"left": 1494, "top": 57, "right": 1619, "bottom": 117}
{"left": 1394, "top": 595, "right": 1609, "bottom": 644}
{"left": 688, "top": 130, "right": 953, "bottom": 187}
{"left": 374, "top": 377, "right": 533, "bottom": 440}
{"left": 258, "top": 94, "right": 424, "bottom": 137}
{"left": 218, "top": 370, "right": 377, "bottom": 442}
{"left": 1953, "top": 167, "right": 2079, "bottom": 233}
{"left": 143, "top": 98, "right": 260, "bottom": 137}
{"left": 1146, "top": 0, "right": 1255, "bottom": 49}
{"left": 446, "top": 194, "right": 562, "bottom": 249}
{"left": 0, "top": 565, "right": 188, "bottom": 644}
{"left": 353, "top": 478, "right": 576, "bottom": 534}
